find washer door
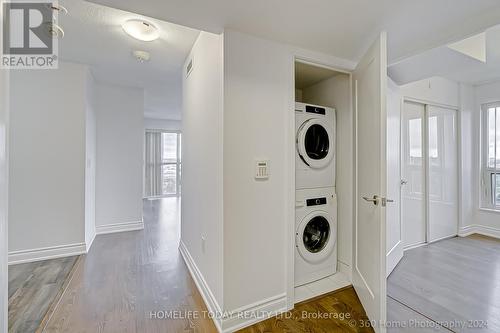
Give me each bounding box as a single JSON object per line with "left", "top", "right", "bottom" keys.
{"left": 296, "top": 211, "right": 336, "bottom": 263}
{"left": 297, "top": 119, "right": 334, "bottom": 169}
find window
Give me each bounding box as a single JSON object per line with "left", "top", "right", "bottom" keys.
{"left": 144, "top": 130, "right": 182, "bottom": 197}
{"left": 481, "top": 103, "right": 500, "bottom": 208}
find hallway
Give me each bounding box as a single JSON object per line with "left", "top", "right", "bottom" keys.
{"left": 44, "top": 198, "right": 217, "bottom": 332}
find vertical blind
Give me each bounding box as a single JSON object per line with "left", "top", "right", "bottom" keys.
{"left": 144, "top": 131, "right": 162, "bottom": 197}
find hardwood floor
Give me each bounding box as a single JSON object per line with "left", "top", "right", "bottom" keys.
{"left": 239, "top": 286, "right": 374, "bottom": 333}
{"left": 41, "top": 197, "right": 372, "bottom": 333}
{"left": 44, "top": 197, "right": 217, "bottom": 332}
{"left": 388, "top": 235, "right": 500, "bottom": 333}
{"left": 8, "top": 255, "right": 80, "bottom": 333}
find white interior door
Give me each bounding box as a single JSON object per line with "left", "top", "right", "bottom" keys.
{"left": 401, "top": 101, "right": 426, "bottom": 248}
{"left": 427, "top": 106, "right": 458, "bottom": 242}
{"left": 353, "top": 32, "right": 387, "bottom": 333}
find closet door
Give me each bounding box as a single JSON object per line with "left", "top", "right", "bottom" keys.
{"left": 427, "top": 106, "right": 458, "bottom": 242}
{"left": 401, "top": 101, "right": 426, "bottom": 248}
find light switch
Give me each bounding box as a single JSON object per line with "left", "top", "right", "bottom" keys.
{"left": 255, "top": 160, "right": 269, "bottom": 180}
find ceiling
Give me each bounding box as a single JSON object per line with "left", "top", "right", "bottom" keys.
{"left": 389, "top": 24, "right": 500, "bottom": 85}
{"left": 59, "top": 0, "right": 200, "bottom": 120}
{"left": 87, "top": 0, "right": 500, "bottom": 63}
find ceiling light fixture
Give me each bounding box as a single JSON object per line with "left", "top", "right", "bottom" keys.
{"left": 132, "top": 50, "right": 151, "bottom": 63}
{"left": 122, "top": 19, "right": 159, "bottom": 42}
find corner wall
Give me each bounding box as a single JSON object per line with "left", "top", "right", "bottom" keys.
{"left": 222, "top": 30, "right": 356, "bottom": 330}
{"left": 95, "top": 82, "right": 144, "bottom": 234}
{"left": 180, "top": 31, "right": 224, "bottom": 315}
{"left": 8, "top": 62, "right": 89, "bottom": 262}
{"left": 467, "top": 80, "right": 500, "bottom": 237}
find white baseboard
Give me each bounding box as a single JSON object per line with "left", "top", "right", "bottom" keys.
{"left": 459, "top": 224, "right": 500, "bottom": 239}
{"left": 179, "top": 240, "right": 223, "bottom": 332}
{"left": 386, "top": 240, "right": 403, "bottom": 277}
{"left": 221, "top": 293, "right": 288, "bottom": 332}
{"left": 96, "top": 220, "right": 144, "bottom": 235}
{"left": 179, "top": 240, "right": 288, "bottom": 333}
{"left": 8, "top": 242, "right": 86, "bottom": 265}
{"left": 85, "top": 229, "right": 96, "bottom": 253}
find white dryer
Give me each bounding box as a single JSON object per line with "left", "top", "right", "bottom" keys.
{"left": 295, "top": 187, "right": 337, "bottom": 287}
{"left": 295, "top": 102, "right": 336, "bottom": 190}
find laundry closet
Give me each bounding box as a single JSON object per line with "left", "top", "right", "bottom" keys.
{"left": 293, "top": 60, "right": 354, "bottom": 303}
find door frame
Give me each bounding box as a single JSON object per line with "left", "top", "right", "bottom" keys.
{"left": 400, "top": 97, "right": 460, "bottom": 249}
{"left": 286, "top": 53, "right": 354, "bottom": 310}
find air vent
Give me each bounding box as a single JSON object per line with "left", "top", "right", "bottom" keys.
{"left": 186, "top": 58, "right": 194, "bottom": 78}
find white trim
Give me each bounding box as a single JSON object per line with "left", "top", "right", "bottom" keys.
{"left": 86, "top": 229, "right": 96, "bottom": 253}
{"left": 8, "top": 243, "right": 86, "bottom": 265}
{"left": 179, "top": 240, "right": 223, "bottom": 332}
{"left": 458, "top": 224, "right": 500, "bottom": 239}
{"left": 403, "top": 242, "right": 427, "bottom": 251}
{"left": 95, "top": 220, "right": 144, "bottom": 235}
{"left": 386, "top": 240, "right": 403, "bottom": 277}
{"left": 427, "top": 234, "right": 456, "bottom": 244}
{"left": 478, "top": 207, "right": 500, "bottom": 214}
{"left": 221, "top": 293, "right": 288, "bottom": 332}
{"left": 179, "top": 240, "right": 288, "bottom": 333}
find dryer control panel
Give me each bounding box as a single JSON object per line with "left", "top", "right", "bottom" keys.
{"left": 306, "top": 197, "right": 327, "bottom": 206}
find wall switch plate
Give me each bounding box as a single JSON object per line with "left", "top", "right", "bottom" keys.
{"left": 255, "top": 160, "right": 269, "bottom": 180}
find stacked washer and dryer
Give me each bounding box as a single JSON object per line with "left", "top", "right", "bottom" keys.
{"left": 295, "top": 102, "right": 337, "bottom": 287}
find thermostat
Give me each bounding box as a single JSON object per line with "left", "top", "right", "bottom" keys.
{"left": 255, "top": 160, "right": 269, "bottom": 180}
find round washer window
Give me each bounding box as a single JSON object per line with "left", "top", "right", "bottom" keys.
{"left": 303, "top": 216, "right": 330, "bottom": 253}
{"left": 304, "top": 124, "right": 329, "bottom": 160}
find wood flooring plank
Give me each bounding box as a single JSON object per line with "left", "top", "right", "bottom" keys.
{"left": 8, "top": 255, "right": 79, "bottom": 333}
{"left": 387, "top": 236, "right": 500, "bottom": 333}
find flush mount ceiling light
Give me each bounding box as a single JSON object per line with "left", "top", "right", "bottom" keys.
{"left": 122, "top": 19, "right": 159, "bottom": 42}
{"left": 132, "top": 50, "right": 151, "bottom": 63}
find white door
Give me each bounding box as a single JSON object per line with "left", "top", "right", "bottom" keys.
{"left": 353, "top": 32, "right": 387, "bottom": 333}
{"left": 401, "top": 101, "right": 426, "bottom": 248}
{"left": 427, "top": 106, "right": 458, "bottom": 242}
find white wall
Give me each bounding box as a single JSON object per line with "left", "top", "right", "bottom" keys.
{"left": 222, "top": 30, "right": 355, "bottom": 317}
{"left": 85, "top": 73, "right": 97, "bottom": 250}
{"left": 9, "top": 62, "right": 89, "bottom": 257}
{"left": 144, "top": 117, "right": 181, "bottom": 131}
{"left": 181, "top": 31, "right": 224, "bottom": 309}
{"left": 301, "top": 74, "right": 353, "bottom": 272}
{"left": 223, "top": 30, "right": 290, "bottom": 312}
{"left": 400, "top": 76, "right": 459, "bottom": 108}
{"left": 469, "top": 80, "right": 500, "bottom": 236}
{"left": 95, "top": 83, "right": 144, "bottom": 231}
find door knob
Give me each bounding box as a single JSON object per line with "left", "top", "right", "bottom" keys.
{"left": 362, "top": 195, "right": 380, "bottom": 205}
{"left": 400, "top": 179, "right": 408, "bottom": 185}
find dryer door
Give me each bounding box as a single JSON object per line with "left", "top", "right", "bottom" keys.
{"left": 297, "top": 119, "right": 334, "bottom": 169}
{"left": 296, "top": 211, "right": 336, "bottom": 263}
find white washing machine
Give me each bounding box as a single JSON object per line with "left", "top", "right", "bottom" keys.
{"left": 295, "top": 102, "right": 336, "bottom": 190}
{"left": 295, "top": 187, "right": 337, "bottom": 287}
